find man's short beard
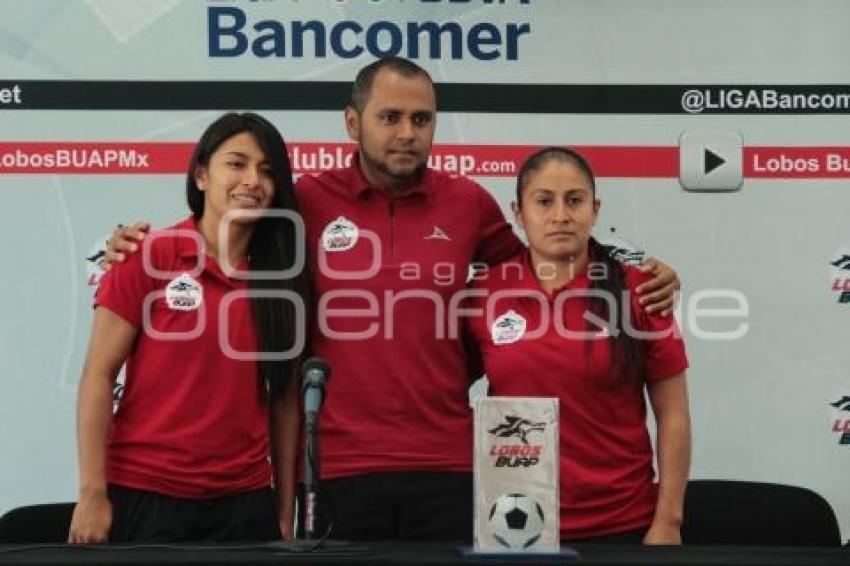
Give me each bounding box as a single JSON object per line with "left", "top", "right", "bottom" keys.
{"left": 377, "top": 161, "right": 426, "bottom": 185}
{"left": 361, "top": 142, "right": 427, "bottom": 188}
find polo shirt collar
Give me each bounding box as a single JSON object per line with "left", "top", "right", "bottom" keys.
{"left": 518, "top": 250, "right": 593, "bottom": 298}
{"left": 512, "top": 251, "right": 543, "bottom": 294}
{"left": 346, "top": 151, "right": 434, "bottom": 201}
{"left": 171, "top": 215, "right": 248, "bottom": 284}
{"left": 174, "top": 215, "right": 203, "bottom": 260}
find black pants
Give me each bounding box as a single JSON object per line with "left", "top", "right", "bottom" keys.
{"left": 303, "top": 472, "right": 472, "bottom": 542}
{"left": 108, "top": 484, "right": 281, "bottom": 543}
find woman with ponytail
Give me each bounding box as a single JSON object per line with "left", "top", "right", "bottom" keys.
{"left": 467, "top": 147, "right": 690, "bottom": 544}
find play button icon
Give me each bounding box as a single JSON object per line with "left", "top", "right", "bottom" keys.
{"left": 679, "top": 131, "right": 743, "bottom": 191}
{"left": 704, "top": 148, "right": 725, "bottom": 174}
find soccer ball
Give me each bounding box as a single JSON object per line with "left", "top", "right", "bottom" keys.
{"left": 488, "top": 493, "right": 545, "bottom": 550}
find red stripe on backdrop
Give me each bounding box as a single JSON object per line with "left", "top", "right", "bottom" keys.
{"left": 1, "top": 142, "right": 850, "bottom": 178}
{"left": 0, "top": 142, "right": 678, "bottom": 177}
{"left": 430, "top": 145, "right": 679, "bottom": 178}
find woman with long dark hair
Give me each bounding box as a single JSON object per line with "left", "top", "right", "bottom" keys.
{"left": 468, "top": 147, "right": 690, "bottom": 544}
{"left": 68, "top": 113, "right": 309, "bottom": 543}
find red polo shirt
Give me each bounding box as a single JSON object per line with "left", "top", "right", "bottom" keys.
{"left": 467, "top": 253, "right": 688, "bottom": 539}
{"left": 94, "top": 216, "right": 271, "bottom": 498}
{"left": 295, "top": 161, "right": 522, "bottom": 478}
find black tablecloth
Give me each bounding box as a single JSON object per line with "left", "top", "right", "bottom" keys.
{"left": 0, "top": 541, "right": 846, "bottom": 566}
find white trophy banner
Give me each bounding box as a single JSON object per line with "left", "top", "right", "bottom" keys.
{"left": 474, "top": 397, "right": 559, "bottom": 552}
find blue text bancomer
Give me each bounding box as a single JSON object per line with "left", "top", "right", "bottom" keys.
{"left": 208, "top": 7, "right": 531, "bottom": 61}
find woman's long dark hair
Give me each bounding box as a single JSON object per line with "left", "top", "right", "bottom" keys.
{"left": 186, "top": 112, "right": 310, "bottom": 396}
{"left": 515, "top": 146, "right": 642, "bottom": 387}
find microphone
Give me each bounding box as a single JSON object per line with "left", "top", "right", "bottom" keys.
{"left": 301, "top": 356, "right": 331, "bottom": 419}
{"left": 300, "top": 356, "right": 331, "bottom": 540}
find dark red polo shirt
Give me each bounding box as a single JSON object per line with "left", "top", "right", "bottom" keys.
{"left": 295, "top": 161, "right": 522, "bottom": 478}
{"left": 467, "top": 253, "right": 688, "bottom": 539}
{"left": 95, "top": 216, "right": 271, "bottom": 498}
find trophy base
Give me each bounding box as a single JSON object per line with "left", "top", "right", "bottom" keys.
{"left": 457, "top": 545, "right": 579, "bottom": 561}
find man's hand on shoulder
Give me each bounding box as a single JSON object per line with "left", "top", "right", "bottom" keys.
{"left": 104, "top": 221, "right": 150, "bottom": 269}
{"left": 635, "top": 257, "right": 681, "bottom": 317}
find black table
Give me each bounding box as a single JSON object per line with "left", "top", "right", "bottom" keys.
{"left": 0, "top": 541, "right": 846, "bottom": 566}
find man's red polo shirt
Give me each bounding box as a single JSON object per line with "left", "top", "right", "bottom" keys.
{"left": 467, "top": 253, "right": 688, "bottom": 539}
{"left": 295, "top": 162, "right": 521, "bottom": 478}
{"left": 95, "top": 216, "right": 271, "bottom": 498}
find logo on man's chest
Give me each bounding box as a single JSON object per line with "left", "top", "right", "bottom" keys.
{"left": 322, "top": 216, "right": 359, "bottom": 252}
{"left": 425, "top": 226, "right": 451, "bottom": 241}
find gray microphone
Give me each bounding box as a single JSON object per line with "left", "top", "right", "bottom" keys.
{"left": 301, "top": 356, "right": 331, "bottom": 419}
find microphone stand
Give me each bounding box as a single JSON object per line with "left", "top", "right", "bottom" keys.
{"left": 303, "top": 408, "right": 320, "bottom": 540}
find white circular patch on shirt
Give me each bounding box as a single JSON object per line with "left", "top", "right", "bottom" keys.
{"left": 491, "top": 310, "right": 527, "bottom": 345}
{"left": 322, "top": 216, "right": 359, "bottom": 252}
{"left": 165, "top": 273, "right": 203, "bottom": 311}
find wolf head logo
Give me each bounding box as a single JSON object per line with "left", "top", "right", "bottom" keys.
{"left": 488, "top": 415, "right": 546, "bottom": 445}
